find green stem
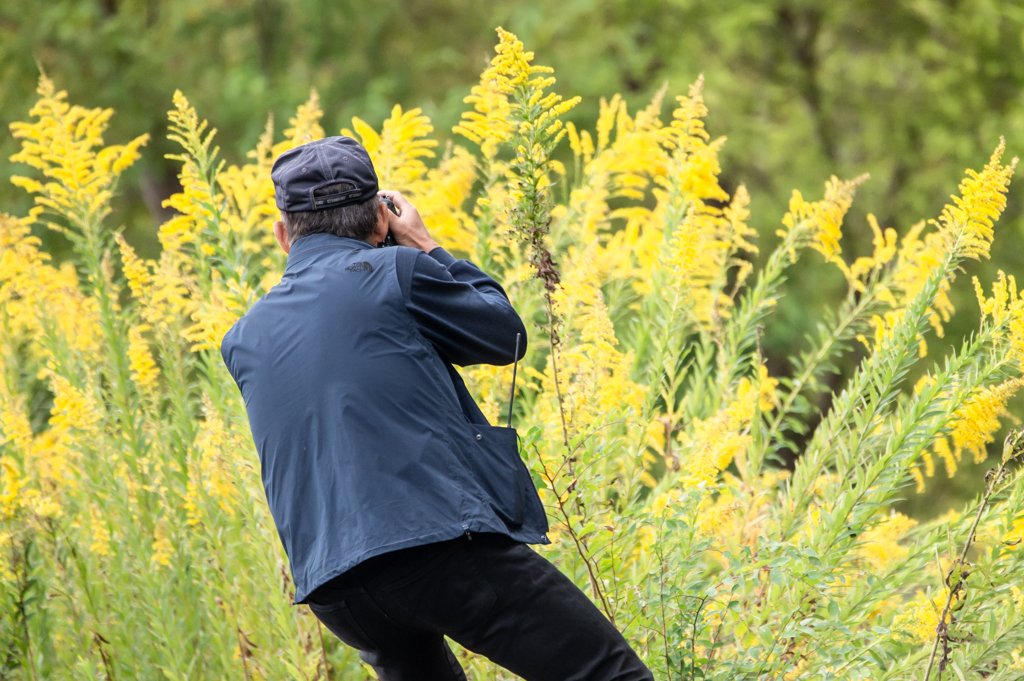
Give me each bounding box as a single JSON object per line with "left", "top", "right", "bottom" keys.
{"left": 752, "top": 274, "right": 885, "bottom": 476}
{"left": 779, "top": 241, "right": 962, "bottom": 540}
{"left": 921, "top": 431, "right": 1023, "bottom": 681}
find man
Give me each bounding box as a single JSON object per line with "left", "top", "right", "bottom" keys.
{"left": 221, "top": 136, "right": 653, "bottom": 681}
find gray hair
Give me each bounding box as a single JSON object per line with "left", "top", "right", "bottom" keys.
{"left": 282, "top": 182, "right": 380, "bottom": 242}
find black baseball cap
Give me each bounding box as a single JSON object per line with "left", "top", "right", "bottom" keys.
{"left": 271, "top": 136, "right": 379, "bottom": 213}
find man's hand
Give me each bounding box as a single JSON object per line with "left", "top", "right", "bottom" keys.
{"left": 380, "top": 190, "right": 438, "bottom": 253}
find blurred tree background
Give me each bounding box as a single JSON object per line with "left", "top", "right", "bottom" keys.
{"left": 1, "top": 0, "right": 1022, "bottom": 517}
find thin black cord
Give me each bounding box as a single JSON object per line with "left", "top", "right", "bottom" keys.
{"left": 507, "top": 333, "right": 521, "bottom": 429}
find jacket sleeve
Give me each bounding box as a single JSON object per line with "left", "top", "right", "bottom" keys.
{"left": 397, "top": 246, "right": 528, "bottom": 367}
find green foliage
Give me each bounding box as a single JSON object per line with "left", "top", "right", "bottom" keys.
{"left": 3, "top": 2, "right": 1022, "bottom": 515}
{"left": 2, "top": 11, "right": 1024, "bottom": 681}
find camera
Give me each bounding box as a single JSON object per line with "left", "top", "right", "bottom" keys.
{"left": 379, "top": 195, "right": 399, "bottom": 247}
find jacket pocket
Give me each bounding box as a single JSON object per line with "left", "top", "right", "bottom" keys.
{"left": 465, "top": 425, "right": 527, "bottom": 527}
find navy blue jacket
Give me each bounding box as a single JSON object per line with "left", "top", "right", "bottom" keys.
{"left": 221, "top": 233, "right": 549, "bottom": 604}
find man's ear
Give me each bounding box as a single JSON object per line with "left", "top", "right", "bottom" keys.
{"left": 368, "top": 200, "right": 389, "bottom": 246}
{"left": 273, "top": 218, "right": 290, "bottom": 254}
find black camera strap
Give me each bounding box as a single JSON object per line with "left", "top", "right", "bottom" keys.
{"left": 507, "top": 333, "right": 521, "bottom": 429}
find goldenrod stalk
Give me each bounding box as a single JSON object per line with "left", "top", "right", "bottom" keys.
{"left": 921, "top": 430, "right": 1024, "bottom": 681}
{"left": 780, "top": 243, "right": 959, "bottom": 540}
{"left": 752, "top": 269, "right": 889, "bottom": 476}
{"left": 316, "top": 618, "right": 332, "bottom": 681}
{"left": 536, "top": 448, "right": 615, "bottom": 623}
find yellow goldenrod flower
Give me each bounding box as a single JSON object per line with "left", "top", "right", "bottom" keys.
{"left": 696, "top": 493, "right": 742, "bottom": 537}
{"left": 128, "top": 325, "right": 160, "bottom": 390}
{"left": 566, "top": 121, "right": 583, "bottom": 162}
{"left": 683, "top": 433, "right": 750, "bottom": 489}
{"left": 974, "top": 271, "right": 1024, "bottom": 369}
{"left": 949, "top": 379, "right": 1022, "bottom": 464}
{"left": 564, "top": 90, "right": 669, "bottom": 270}
{"left": 864, "top": 221, "right": 952, "bottom": 352}
{"left": 650, "top": 489, "right": 681, "bottom": 518}
{"left": 933, "top": 436, "right": 957, "bottom": 478}
{"left": 414, "top": 145, "right": 479, "bottom": 255}
{"left": 116, "top": 234, "right": 153, "bottom": 301}
{"left": 0, "top": 457, "right": 25, "bottom": 519}
{"left": 868, "top": 142, "right": 1017, "bottom": 354}
{"left": 454, "top": 68, "right": 513, "bottom": 159}
{"left": 596, "top": 94, "right": 621, "bottom": 154}
{"left": 0, "top": 361, "right": 81, "bottom": 515}
{"left": 219, "top": 157, "right": 278, "bottom": 239}
{"left": 926, "top": 376, "right": 1022, "bottom": 481}
{"left": 678, "top": 369, "right": 777, "bottom": 491}
{"left": 150, "top": 257, "right": 194, "bottom": 326}
{"left": 161, "top": 161, "right": 215, "bottom": 255}
{"left": 724, "top": 184, "right": 758, "bottom": 259}
{"left": 183, "top": 280, "right": 248, "bottom": 352}
{"left": 891, "top": 591, "right": 957, "bottom": 644}
{"left": 9, "top": 76, "right": 148, "bottom": 230}
{"left": 842, "top": 213, "right": 898, "bottom": 291}
{"left": 911, "top": 465, "right": 926, "bottom": 493}
{"left": 117, "top": 233, "right": 193, "bottom": 332}
{"left": 541, "top": 247, "right": 643, "bottom": 439}
{"left": 777, "top": 174, "right": 867, "bottom": 266}
{"left": 463, "top": 363, "right": 508, "bottom": 425}
{"left": 809, "top": 473, "right": 840, "bottom": 498}
{"left": 88, "top": 503, "right": 112, "bottom": 556}
{"left": 974, "top": 270, "right": 1018, "bottom": 326}
{"left": 1004, "top": 517, "right": 1024, "bottom": 550}
{"left": 666, "top": 76, "right": 710, "bottom": 152}
{"left": 858, "top": 512, "right": 918, "bottom": 572}
{"left": 349, "top": 112, "right": 479, "bottom": 256}
{"left": 0, "top": 399, "right": 34, "bottom": 455}
{"left": 48, "top": 375, "right": 101, "bottom": 435}
{"left": 921, "top": 448, "right": 936, "bottom": 478}
{"left": 723, "top": 365, "right": 778, "bottom": 429}
{"left": 935, "top": 137, "right": 1017, "bottom": 261}
{"left": 0, "top": 214, "right": 102, "bottom": 354}
{"left": 26, "top": 428, "right": 77, "bottom": 507}
{"left": 151, "top": 522, "right": 173, "bottom": 568}
{"left": 754, "top": 365, "right": 779, "bottom": 413}
{"left": 347, "top": 105, "right": 438, "bottom": 190}
{"left": 184, "top": 479, "right": 203, "bottom": 528}
{"left": 455, "top": 27, "right": 578, "bottom": 195}
{"left": 1011, "top": 312, "right": 1024, "bottom": 371}
{"left": 192, "top": 395, "right": 245, "bottom": 517}
{"left": 283, "top": 88, "right": 325, "bottom": 145}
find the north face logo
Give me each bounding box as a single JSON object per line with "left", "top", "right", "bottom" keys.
{"left": 345, "top": 261, "right": 374, "bottom": 273}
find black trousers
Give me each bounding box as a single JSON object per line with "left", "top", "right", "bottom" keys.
{"left": 306, "top": 533, "right": 653, "bottom": 681}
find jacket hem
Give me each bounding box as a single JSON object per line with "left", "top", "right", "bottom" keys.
{"left": 293, "top": 523, "right": 549, "bottom": 605}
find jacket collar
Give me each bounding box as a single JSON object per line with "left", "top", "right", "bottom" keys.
{"left": 286, "top": 233, "right": 374, "bottom": 269}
